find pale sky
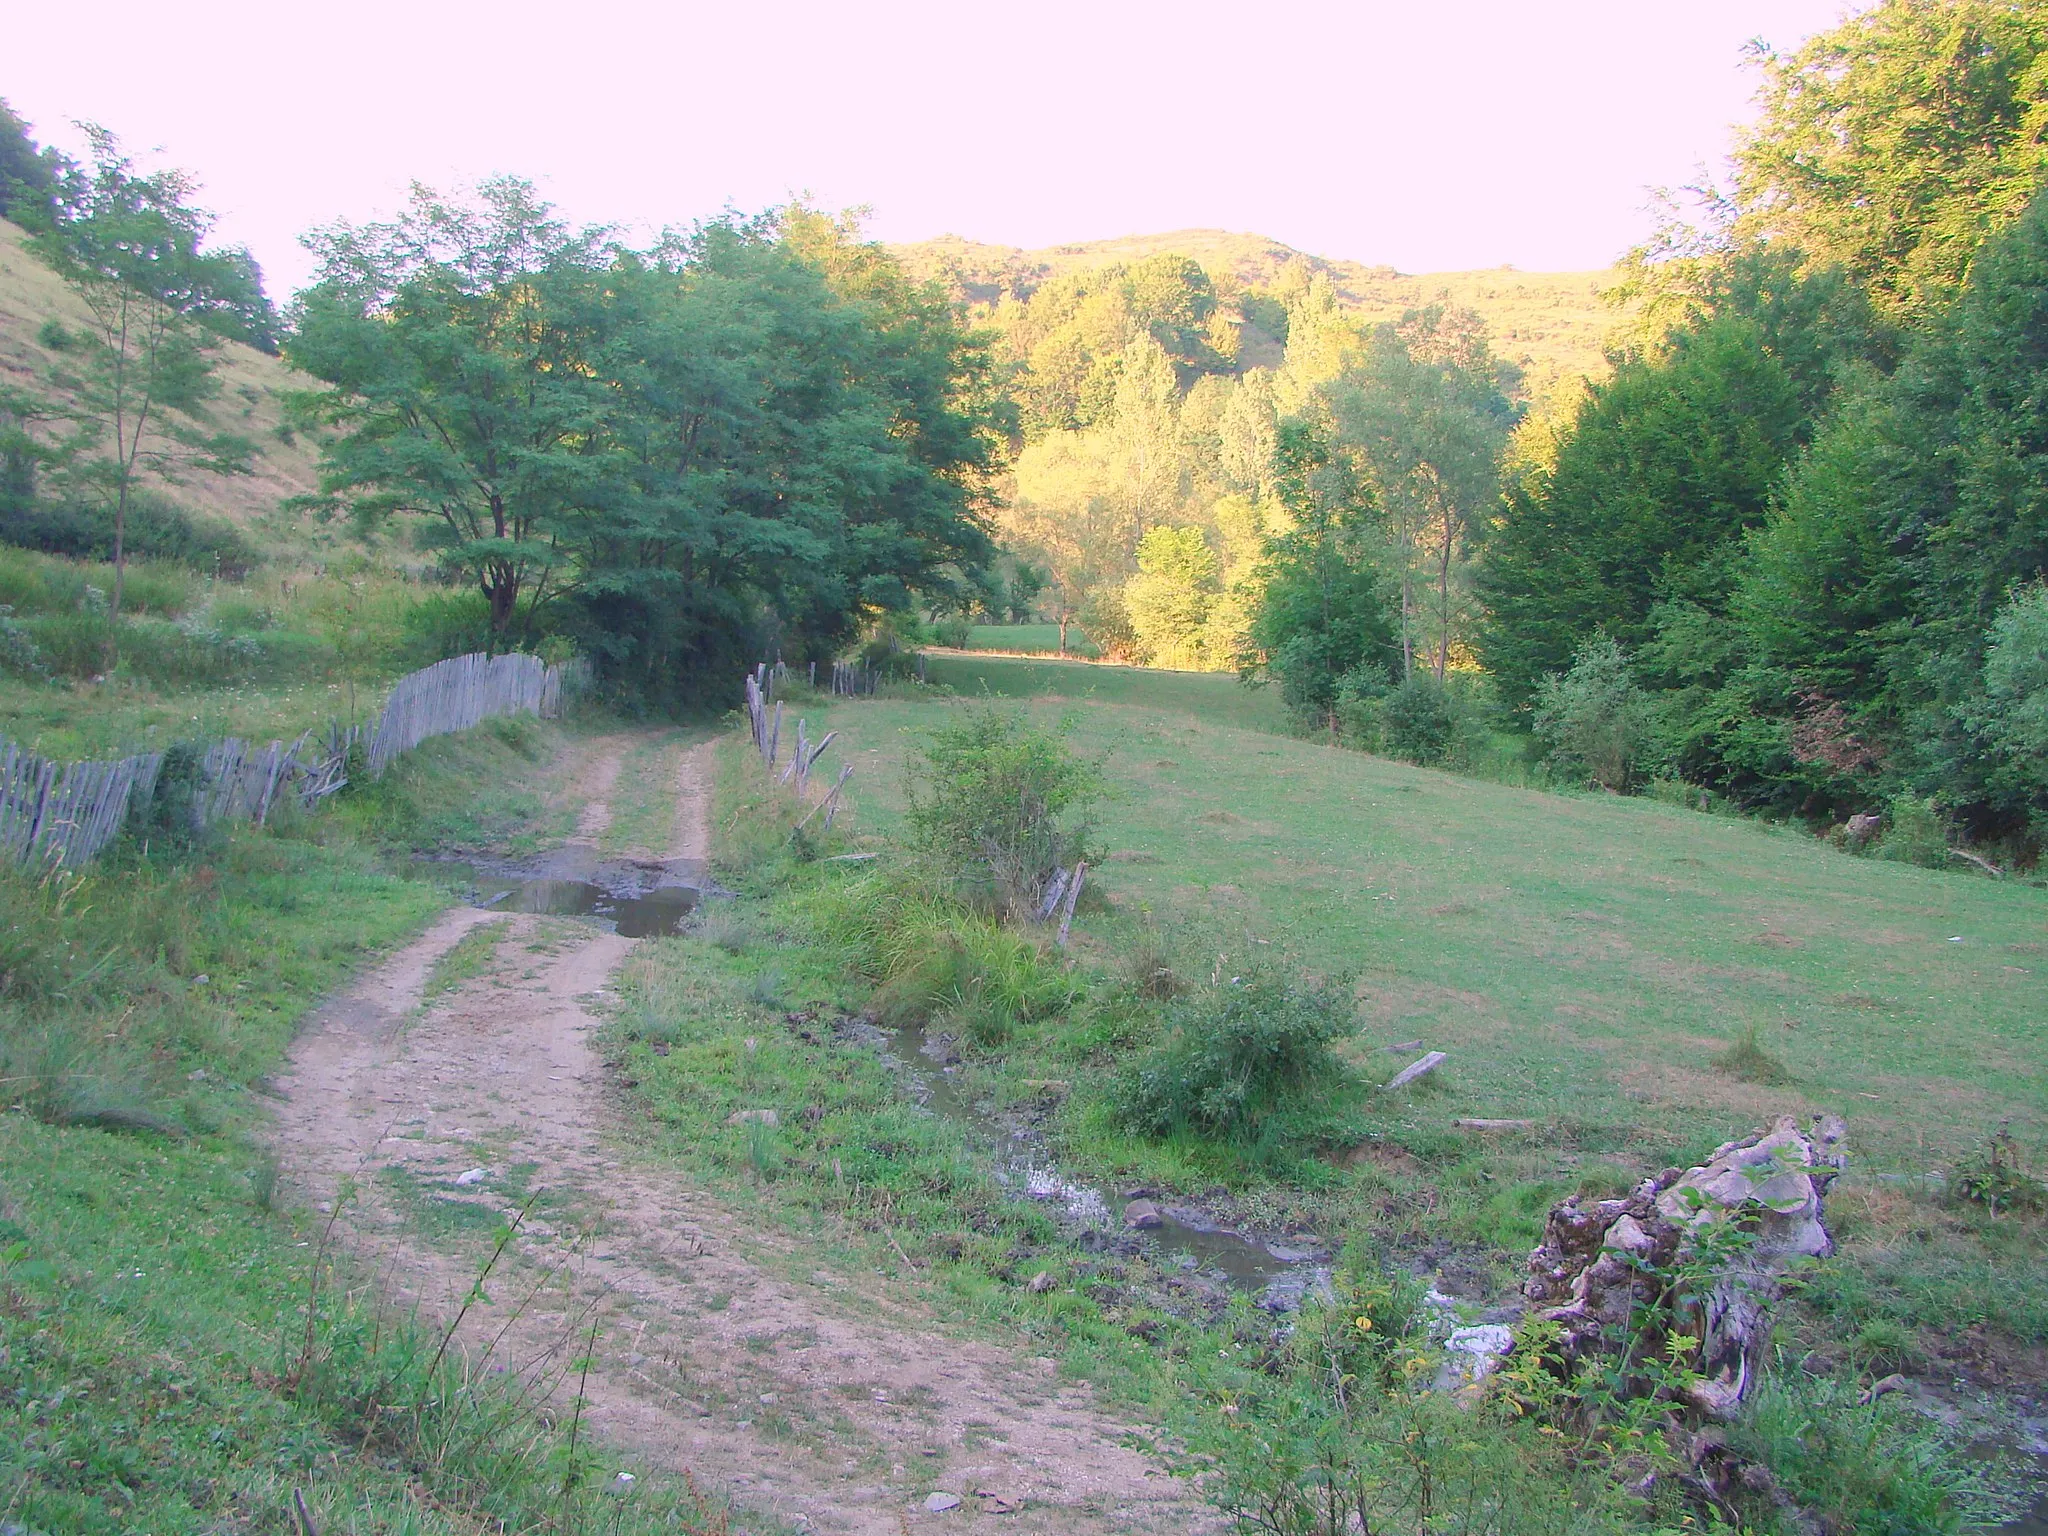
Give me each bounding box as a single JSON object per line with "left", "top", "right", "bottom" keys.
{"left": 8, "top": 0, "right": 1855, "bottom": 298}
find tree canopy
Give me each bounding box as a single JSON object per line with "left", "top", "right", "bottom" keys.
{"left": 289, "top": 183, "right": 1002, "bottom": 704}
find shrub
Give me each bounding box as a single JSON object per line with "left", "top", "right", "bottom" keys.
{"left": 1381, "top": 671, "right": 1458, "bottom": 765}
{"left": 1532, "top": 635, "right": 1648, "bottom": 790}
{"left": 905, "top": 703, "right": 1100, "bottom": 917}
{"left": 399, "top": 589, "right": 495, "bottom": 665}
{"left": 0, "top": 487, "right": 254, "bottom": 573}
{"left": 1333, "top": 662, "right": 1392, "bottom": 749}
{"left": 1877, "top": 794, "right": 1950, "bottom": 867}
{"left": 1183, "top": 1285, "right": 1623, "bottom": 1535}
{"left": 0, "top": 605, "right": 48, "bottom": 680}
{"left": 932, "top": 613, "right": 973, "bottom": 649}
{"left": 1978, "top": 582, "right": 2048, "bottom": 812}
{"left": 1079, "top": 586, "right": 1140, "bottom": 664}
{"left": 1110, "top": 971, "right": 1356, "bottom": 1142}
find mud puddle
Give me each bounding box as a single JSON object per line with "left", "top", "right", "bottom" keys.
{"left": 411, "top": 848, "right": 715, "bottom": 938}
{"left": 863, "top": 1018, "right": 1331, "bottom": 1310}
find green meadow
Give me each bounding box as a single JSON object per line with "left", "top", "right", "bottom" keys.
{"left": 823, "top": 660, "right": 2046, "bottom": 1172}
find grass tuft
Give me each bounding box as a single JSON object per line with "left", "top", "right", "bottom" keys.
{"left": 1713, "top": 1023, "right": 1795, "bottom": 1085}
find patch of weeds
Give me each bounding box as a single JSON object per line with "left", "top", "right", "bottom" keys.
{"left": 1712, "top": 1022, "right": 1794, "bottom": 1085}
{"left": 1121, "top": 929, "right": 1185, "bottom": 1000}
{"left": 248, "top": 1151, "right": 282, "bottom": 1211}
{"left": 1731, "top": 1372, "right": 2029, "bottom": 1532}
{"left": 375, "top": 1166, "right": 508, "bottom": 1245}
{"left": 1952, "top": 1128, "right": 2046, "bottom": 1215}
{"left": 423, "top": 920, "right": 504, "bottom": 1000}
{"left": 695, "top": 906, "right": 752, "bottom": 954}
{"left": 1847, "top": 1316, "right": 1920, "bottom": 1374}
{"left": 744, "top": 1119, "right": 783, "bottom": 1181}
{"left": 845, "top": 882, "right": 1081, "bottom": 1048}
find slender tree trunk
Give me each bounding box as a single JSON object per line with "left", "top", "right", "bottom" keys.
{"left": 1436, "top": 495, "right": 1454, "bottom": 682}
{"left": 112, "top": 473, "right": 128, "bottom": 626}
{"left": 1058, "top": 612, "right": 1068, "bottom": 655}
{"left": 1400, "top": 568, "right": 1414, "bottom": 681}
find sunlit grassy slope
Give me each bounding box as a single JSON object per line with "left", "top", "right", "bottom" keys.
{"left": 822, "top": 657, "right": 2045, "bottom": 1173}
{"left": 0, "top": 218, "right": 325, "bottom": 547}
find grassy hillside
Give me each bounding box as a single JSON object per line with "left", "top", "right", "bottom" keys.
{"left": 895, "top": 228, "right": 1619, "bottom": 400}
{"left": 0, "top": 217, "right": 326, "bottom": 547}
{"left": 828, "top": 660, "right": 2046, "bottom": 1179}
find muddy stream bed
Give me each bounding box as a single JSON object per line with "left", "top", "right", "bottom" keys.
{"left": 849, "top": 1016, "right": 1335, "bottom": 1312}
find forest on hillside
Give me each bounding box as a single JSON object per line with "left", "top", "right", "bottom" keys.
{"left": 950, "top": 0, "right": 2048, "bottom": 862}
{"left": 1, "top": 0, "right": 2046, "bottom": 859}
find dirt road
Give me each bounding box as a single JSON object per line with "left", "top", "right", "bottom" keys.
{"left": 273, "top": 734, "right": 1206, "bottom": 1535}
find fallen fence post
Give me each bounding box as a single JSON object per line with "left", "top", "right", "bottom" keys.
{"left": 1385, "top": 1051, "right": 1447, "bottom": 1090}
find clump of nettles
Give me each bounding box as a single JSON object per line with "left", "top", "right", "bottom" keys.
{"left": 1110, "top": 970, "right": 1357, "bottom": 1144}
{"left": 1952, "top": 1129, "right": 2046, "bottom": 1215}
{"left": 904, "top": 703, "right": 1099, "bottom": 919}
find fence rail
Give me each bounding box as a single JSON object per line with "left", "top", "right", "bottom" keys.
{"left": 0, "top": 649, "right": 576, "bottom": 870}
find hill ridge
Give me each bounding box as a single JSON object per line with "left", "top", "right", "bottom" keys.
{"left": 892, "top": 227, "right": 1621, "bottom": 398}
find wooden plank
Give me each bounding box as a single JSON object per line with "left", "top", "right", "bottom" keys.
{"left": 1385, "top": 1051, "right": 1447, "bottom": 1090}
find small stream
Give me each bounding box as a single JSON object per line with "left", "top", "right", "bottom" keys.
{"left": 870, "top": 1019, "right": 1333, "bottom": 1311}
{"left": 412, "top": 848, "right": 711, "bottom": 937}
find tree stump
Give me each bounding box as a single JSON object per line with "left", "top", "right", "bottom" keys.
{"left": 1523, "top": 1114, "right": 1846, "bottom": 1419}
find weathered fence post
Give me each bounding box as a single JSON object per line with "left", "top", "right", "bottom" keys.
{"left": 1056, "top": 861, "right": 1087, "bottom": 947}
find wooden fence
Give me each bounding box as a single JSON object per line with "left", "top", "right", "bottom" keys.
{"left": 366, "top": 651, "right": 567, "bottom": 776}
{"left": 743, "top": 667, "right": 853, "bottom": 833}
{"left": 0, "top": 741, "right": 164, "bottom": 869}
{"left": 0, "top": 649, "right": 577, "bottom": 869}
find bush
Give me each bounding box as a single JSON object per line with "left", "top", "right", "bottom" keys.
{"left": 1975, "top": 582, "right": 2048, "bottom": 825}
{"left": 0, "top": 606, "right": 48, "bottom": 680}
{"left": 1532, "top": 635, "right": 1648, "bottom": 790}
{"left": 399, "top": 589, "right": 495, "bottom": 665}
{"left": 1381, "top": 672, "right": 1458, "bottom": 765}
{"left": 931, "top": 613, "right": 973, "bottom": 649}
{"left": 1183, "top": 1276, "right": 1625, "bottom": 1535}
{"left": 0, "top": 546, "right": 194, "bottom": 618}
{"left": 1950, "top": 1129, "right": 2046, "bottom": 1215}
{"left": 1109, "top": 971, "right": 1356, "bottom": 1143}
{"left": 1333, "top": 662, "right": 1392, "bottom": 749}
{"left": 905, "top": 704, "right": 1100, "bottom": 917}
{"left": 0, "top": 487, "right": 255, "bottom": 573}
{"left": 1079, "top": 586, "right": 1140, "bottom": 664}
{"left": 1877, "top": 794, "right": 1950, "bottom": 867}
